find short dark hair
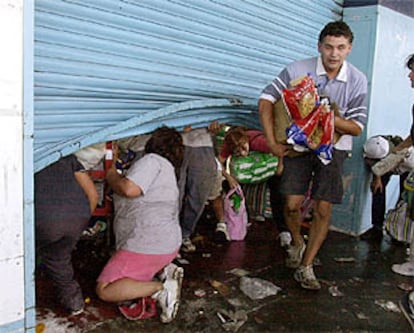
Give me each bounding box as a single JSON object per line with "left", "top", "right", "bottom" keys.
{"left": 319, "top": 21, "right": 354, "bottom": 44}
{"left": 407, "top": 54, "right": 414, "bottom": 70}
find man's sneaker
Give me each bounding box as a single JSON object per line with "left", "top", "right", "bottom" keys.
{"left": 392, "top": 261, "right": 414, "bottom": 276}
{"left": 118, "top": 297, "right": 157, "bottom": 320}
{"left": 181, "top": 237, "right": 196, "bottom": 252}
{"left": 285, "top": 242, "right": 306, "bottom": 268}
{"left": 294, "top": 264, "right": 321, "bottom": 290}
{"left": 279, "top": 231, "right": 292, "bottom": 248}
{"left": 158, "top": 263, "right": 184, "bottom": 287}
{"left": 153, "top": 279, "right": 182, "bottom": 323}
{"left": 214, "top": 222, "right": 230, "bottom": 243}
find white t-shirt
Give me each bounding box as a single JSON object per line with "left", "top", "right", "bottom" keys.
{"left": 113, "top": 153, "right": 181, "bottom": 254}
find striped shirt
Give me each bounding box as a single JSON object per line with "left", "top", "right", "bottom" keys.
{"left": 260, "top": 56, "right": 368, "bottom": 151}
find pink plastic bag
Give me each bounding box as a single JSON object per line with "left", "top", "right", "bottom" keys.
{"left": 224, "top": 185, "right": 248, "bottom": 241}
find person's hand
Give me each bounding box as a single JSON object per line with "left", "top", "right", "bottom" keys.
{"left": 276, "top": 156, "right": 284, "bottom": 176}
{"left": 269, "top": 142, "right": 288, "bottom": 158}
{"left": 227, "top": 175, "right": 240, "bottom": 189}
{"left": 370, "top": 175, "right": 383, "bottom": 194}
{"left": 208, "top": 121, "right": 223, "bottom": 134}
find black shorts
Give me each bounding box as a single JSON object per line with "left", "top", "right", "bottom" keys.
{"left": 280, "top": 150, "right": 348, "bottom": 204}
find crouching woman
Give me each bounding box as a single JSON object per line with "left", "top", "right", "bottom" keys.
{"left": 96, "top": 126, "right": 184, "bottom": 323}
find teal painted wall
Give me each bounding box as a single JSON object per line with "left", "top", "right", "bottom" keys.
{"left": 332, "top": 5, "right": 414, "bottom": 234}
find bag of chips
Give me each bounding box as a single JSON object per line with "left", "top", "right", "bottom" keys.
{"left": 283, "top": 75, "right": 318, "bottom": 120}
{"left": 282, "top": 75, "right": 335, "bottom": 163}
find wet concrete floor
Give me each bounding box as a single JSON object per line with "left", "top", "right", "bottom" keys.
{"left": 36, "top": 211, "right": 414, "bottom": 332}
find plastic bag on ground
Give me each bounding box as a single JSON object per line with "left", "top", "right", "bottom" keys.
{"left": 239, "top": 276, "right": 281, "bottom": 300}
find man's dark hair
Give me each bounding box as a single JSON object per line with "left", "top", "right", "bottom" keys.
{"left": 319, "top": 21, "right": 354, "bottom": 44}
{"left": 407, "top": 54, "right": 414, "bottom": 69}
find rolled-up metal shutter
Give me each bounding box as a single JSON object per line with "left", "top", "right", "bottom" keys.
{"left": 34, "top": 0, "right": 343, "bottom": 171}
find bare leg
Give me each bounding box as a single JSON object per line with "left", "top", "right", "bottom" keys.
{"left": 212, "top": 195, "right": 224, "bottom": 222}
{"left": 96, "top": 278, "right": 163, "bottom": 303}
{"left": 302, "top": 200, "right": 331, "bottom": 266}
{"left": 285, "top": 194, "right": 305, "bottom": 246}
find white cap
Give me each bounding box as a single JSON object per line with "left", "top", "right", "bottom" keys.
{"left": 363, "top": 136, "right": 389, "bottom": 159}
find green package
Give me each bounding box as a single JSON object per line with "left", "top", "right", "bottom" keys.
{"left": 230, "top": 151, "right": 279, "bottom": 184}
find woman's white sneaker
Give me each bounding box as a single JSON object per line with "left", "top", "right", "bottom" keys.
{"left": 154, "top": 279, "right": 181, "bottom": 323}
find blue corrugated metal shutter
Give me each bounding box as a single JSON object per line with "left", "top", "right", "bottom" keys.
{"left": 34, "top": 0, "right": 343, "bottom": 171}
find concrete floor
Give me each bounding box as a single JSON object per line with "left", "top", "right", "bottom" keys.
{"left": 36, "top": 212, "right": 414, "bottom": 333}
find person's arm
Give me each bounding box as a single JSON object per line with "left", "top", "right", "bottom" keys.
{"left": 74, "top": 171, "right": 99, "bottom": 213}
{"left": 395, "top": 135, "right": 413, "bottom": 151}
{"left": 208, "top": 120, "right": 224, "bottom": 135}
{"left": 217, "top": 155, "right": 239, "bottom": 189}
{"left": 334, "top": 116, "right": 362, "bottom": 136}
{"left": 105, "top": 143, "right": 143, "bottom": 198}
{"left": 258, "top": 99, "right": 287, "bottom": 157}
{"left": 370, "top": 174, "right": 383, "bottom": 194}
{"left": 106, "top": 167, "right": 142, "bottom": 198}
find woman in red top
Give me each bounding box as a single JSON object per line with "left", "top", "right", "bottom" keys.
{"left": 211, "top": 123, "right": 291, "bottom": 247}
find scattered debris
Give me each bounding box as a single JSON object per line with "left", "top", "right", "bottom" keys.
{"left": 226, "top": 268, "right": 251, "bottom": 277}
{"left": 375, "top": 300, "right": 401, "bottom": 313}
{"left": 398, "top": 283, "right": 414, "bottom": 291}
{"left": 194, "top": 289, "right": 206, "bottom": 297}
{"left": 210, "top": 280, "right": 231, "bottom": 297}
{"left": 36, "top": 309, "right": 83, "bottom": 333}
{"left": 36, "top": 323, "right": 46, "bottom": 333}
{"left": 348, "top": 276, "right": 364, "bottom": 283}
{"left": 239, "top": 277, "right": 281, "bottom": 300}
{"left": 334, "top": 257, "right": 356, "bottom": 263}
{"left": 226, "top": 298, "right": 245, "bottom": 307}
{"left": 217, "top": 311, "right": 227, "bottom": 323}
{"left": 217, "top": 309, "right": 248, "bottom": 332}
{"left": 355, "top": 312, "right": 369, "bottom": 320}
{"left": 328, "top": 285, "right": 344, "bottom": 297}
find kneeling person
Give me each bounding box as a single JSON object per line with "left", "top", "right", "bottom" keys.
{"left": 96, "top": 127, "right": 184, "bottom": 323}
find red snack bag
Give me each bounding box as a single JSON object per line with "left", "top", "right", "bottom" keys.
{"left": 282, "top": 75, "right": 318, "bottom": 120}
{"left": 286, "top": 104, "right": 321, "bottom": 149}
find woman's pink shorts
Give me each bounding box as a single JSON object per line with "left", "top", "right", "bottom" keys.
{"left": 97, "top": 248, "right": 179, "bottom": 283}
